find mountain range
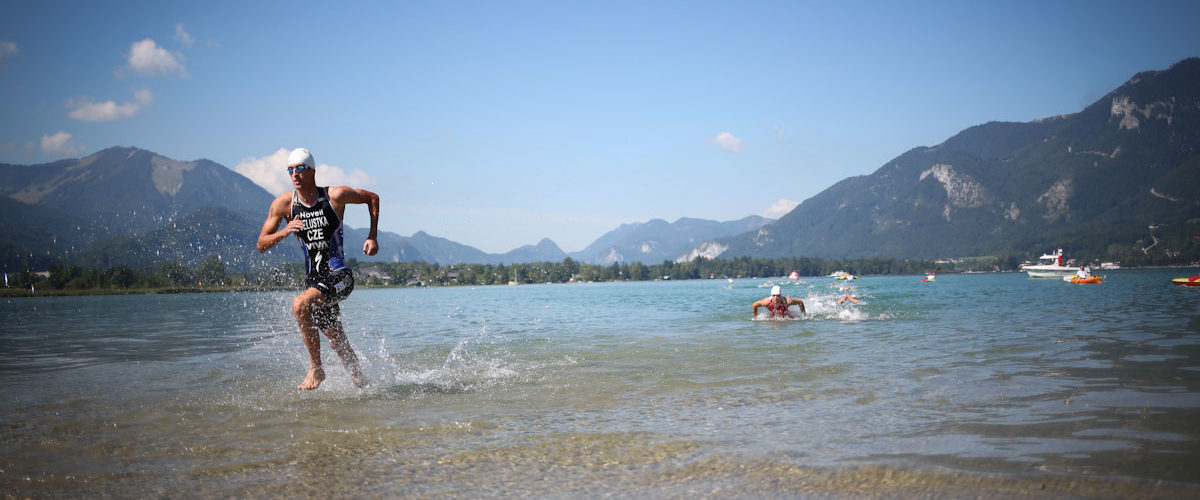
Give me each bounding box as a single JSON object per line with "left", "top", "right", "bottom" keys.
{"left": 687, "top": 57, "right": 1200, "bottom": 262}
{"left": 0, "top": 148, "right": 282, "bottom": 270}
{"left": 0, "top": 148, "right": 764, "bottom": 270}
{"left": 2, "top": 57, "right": 1197, "bottom": 271}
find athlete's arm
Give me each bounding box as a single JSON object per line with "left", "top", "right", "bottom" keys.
{"left": 257, "top": 193, "right": 303, "bottom": 253}
{"left": 789, "top": 297, "right": 806, "bottom": 314}
{"left": 329, "top": 186, "right": 381, "bottom": 256}
{"left": 751, "top": 298, "right": 768, "bottom": 317}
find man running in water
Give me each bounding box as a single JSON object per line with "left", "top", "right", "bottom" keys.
{"left": 257, "top": 148, "right": 380, "bottom": 390}
{"left": 752, "top": 285, "right": 806, "bottom": 319}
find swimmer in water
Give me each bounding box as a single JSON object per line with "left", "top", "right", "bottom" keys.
{"left": 838, "top": 294, "right": 859, "bottom": 305}
{"left": 752, "top": 285, "right": 806, "bottom": 319}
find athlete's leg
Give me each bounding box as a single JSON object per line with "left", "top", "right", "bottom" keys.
{"left": 292, "top": 287, "right": 327, "bottom": 390}
{"left": 323, "top": 318, "right": 364, "bottom": 388}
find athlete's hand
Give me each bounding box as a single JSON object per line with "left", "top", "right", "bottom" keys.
{"left": 283, "top": 218, "right": 304, "bottom": 234}
{"left": 363, "top": 238, "right": 378, "bottom": 256}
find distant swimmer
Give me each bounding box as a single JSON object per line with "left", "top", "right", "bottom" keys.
{"left": 753, "top": 285, "right": 806, "bottom": 319}
{"left": 838, "top": 294, "right": 859, "bottom": 305}
{"left": 256, "top": 148, "right": 380, "bottom": 390}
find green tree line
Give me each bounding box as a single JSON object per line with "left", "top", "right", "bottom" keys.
{"left": 3, "top": 254, "right": 984, "bottom": 294}
{"left": 3, "top": 256, "right": 305, "bottom": 295}
{"left": 7, "top": 248, "right": 1194, "bottom": 296}
{"left": 354, "top": 255, "right": 1012, "bottom": 287}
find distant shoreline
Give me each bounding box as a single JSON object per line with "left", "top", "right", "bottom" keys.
{"left": 0, "top": 285, "right": 295, "bottom": 298}
{"left": 3, "top": 265, "right": 1197, "bottom": 298}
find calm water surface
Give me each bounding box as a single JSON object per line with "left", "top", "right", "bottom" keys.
{"left": 3, "top": 269, "right": 1199, "bottom": 498}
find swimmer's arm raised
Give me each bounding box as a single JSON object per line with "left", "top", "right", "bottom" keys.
{"left": 751, "top": 298, "right": 768, "bottom": 318}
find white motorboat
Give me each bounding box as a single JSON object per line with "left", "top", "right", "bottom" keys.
{"left": 1021, "top": 248, "right": 1076, "bottom": 278}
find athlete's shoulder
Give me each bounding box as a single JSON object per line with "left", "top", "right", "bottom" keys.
{"left": 327, "top": 185, "right": 377, "bottom": 203}
{"left": 320, "top": 185, "right": 344, "bottom": 199}
{"left": 326, "top": 185, "right": 368, "bottom": 196}
{"left": 269, "top": 191, "right": 294, "bottom": 213}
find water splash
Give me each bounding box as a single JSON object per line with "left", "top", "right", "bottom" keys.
{"left": 364, "top": 324, "right": 520, "bottom": 395}
{"left": 799, "top": 289, "right": 871, "bottom": 322}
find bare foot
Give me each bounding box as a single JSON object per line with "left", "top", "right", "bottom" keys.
{"left": 298, "top": 366, "right": 325, "bottom": 390}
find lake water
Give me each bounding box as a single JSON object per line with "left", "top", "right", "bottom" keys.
{"left": 3, "top": 269, "right": 1200, "bottom": 498}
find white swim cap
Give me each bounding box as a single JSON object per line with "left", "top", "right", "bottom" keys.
{"left": 771, "top": 285, "right": 781, "bottom": 296}
{"left": 287, "top": 147, "right": 315, "bottom": 168}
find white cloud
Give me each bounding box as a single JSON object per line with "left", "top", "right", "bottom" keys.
{"left": 40, "top": 131, "right": 83, "bottom": 155}
{"left": 67, "top": 89, "right": 153, "bottom": 121}
{"left": 761, "top": 198, "right": 799, "bottom": 219}
{"left": 127, "top": 38, "right": 186, "bottom": 76}
{"left": 709, "top": 132, "right": 743, "bottom": 153}
{"left": 0, "top": 41, "right": 17, "bottom": 68}
{"left": 174, "top": 23, "right": 194, "bottom": 48}
{"left": 235, "top": 148, "right": 377, "bottom": 195}
{"left": 235, "top": 149, "right": 293, "bottom": 195}
{"left": 317, "top": 164, "right": 376, "bottom": 188}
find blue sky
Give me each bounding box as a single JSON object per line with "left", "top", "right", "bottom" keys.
{"left": 2, "top": 1, "right": 1198, "bottom": 254}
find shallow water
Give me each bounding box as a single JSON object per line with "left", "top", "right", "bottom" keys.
{"left": 3, "top": 269, "right": 1200, "bottom": 498}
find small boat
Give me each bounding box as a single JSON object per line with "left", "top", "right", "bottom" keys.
{"left": 1064, "top": 275, "right": 1103, "bottom": 284}
{"left": 1022, "top": 248, "right": 1076, "bottom": 279}
{"left": 922, "top": 273, "right": 935, "bottom": 282}
{"left": 1172, "top": 276, "right": 1200, "bottom": 287}
{"left": 830, "top": 271, "right": 857, "bottom": 280}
